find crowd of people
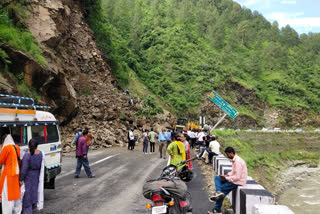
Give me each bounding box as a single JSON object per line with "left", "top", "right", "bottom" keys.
{"left": 0, "top": 118, "right": 246, "bottom": 214}
{"left": 130, "top": 127, "right": 220, "bottom": 164}
{"left": 0, "top": 134, "right": 45, "bottom": 214}
{"left": 72, "top": 124, "right": 247, "bottom": 214}
{"left": 127, "top": 126, "right": 247, "bottom": 214}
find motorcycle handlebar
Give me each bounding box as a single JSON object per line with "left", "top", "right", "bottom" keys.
{"left": 177, "top": 156, "right": 197, "bottom": 166}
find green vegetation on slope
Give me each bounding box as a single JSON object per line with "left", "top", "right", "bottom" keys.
{"left": 84, "top": 0, "right": 320, "bottom": 116}
{"left": 0, "top": 7, "right": 46, "bottom": 65}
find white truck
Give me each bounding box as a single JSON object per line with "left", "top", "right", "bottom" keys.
{"left": 0, "top": 94, "right": 61, "bottom": 189}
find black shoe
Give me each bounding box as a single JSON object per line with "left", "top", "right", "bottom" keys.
{"left": 88, "top": 175, "right": 95, "bottom": 178}
{"left": 208, "top": 209, "right": 222, "bottom": 214}
{"left": 74, "top": 175, "right": 80, "bottom": 178}
{"left": 209, "top": 192, "right": 225, "bottom": 202}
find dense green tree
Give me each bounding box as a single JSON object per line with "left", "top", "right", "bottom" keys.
{"left": 281, "top": 25, "right": 300, "bottom": 47}
{"left": 82, "top": 0, "right": 320, "bottom": 116}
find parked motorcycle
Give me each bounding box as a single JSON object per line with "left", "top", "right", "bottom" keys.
{"left": 143, "top": 158, "right": 195, "bottom": 214}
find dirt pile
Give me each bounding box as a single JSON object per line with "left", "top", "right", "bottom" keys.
{"left": 60, "top": 72, "right": 175, "bottom": 152}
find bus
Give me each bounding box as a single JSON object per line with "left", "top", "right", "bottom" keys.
{"left": 0, "top": 94, "right": 61, "bottom": 189}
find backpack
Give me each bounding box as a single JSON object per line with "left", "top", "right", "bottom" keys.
{"left": 133, "top": 135, "right": 138, "bottom": 142}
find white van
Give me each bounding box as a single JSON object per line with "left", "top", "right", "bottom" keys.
{"left": 0, "top": 94, "right": 61, "bottom": 189}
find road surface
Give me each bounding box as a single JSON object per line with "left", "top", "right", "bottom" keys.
{"left": 36, "top": 146, "right": 212, "bottom": 214}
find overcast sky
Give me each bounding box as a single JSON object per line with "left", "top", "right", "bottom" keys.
{"left": 234, "top": 0, "right": 320, "bottom": 34}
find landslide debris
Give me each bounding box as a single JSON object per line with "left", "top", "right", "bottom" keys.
{"left": 0, "top": 0, "right": 175, "bottom": 151}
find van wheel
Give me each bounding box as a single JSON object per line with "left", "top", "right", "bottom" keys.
{"left": 44, "top": 177, "right": 55, "bottom": 189}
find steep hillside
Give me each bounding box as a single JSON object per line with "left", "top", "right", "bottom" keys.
{"left": 85, "top": 0, "right": 320, "bottom": 128}
{"left": 0, "top": 0, "right": 174, "bottom": 150}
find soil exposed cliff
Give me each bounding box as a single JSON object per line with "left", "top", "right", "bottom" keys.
{"left": 0, "top": 0, "right": 174, "bottom": 151}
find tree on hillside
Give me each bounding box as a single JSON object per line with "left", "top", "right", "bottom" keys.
{"left": 237, "top": 20, "right": 250, "bottom": 47}
{"left": 85, "top": 0, "right": 320, "bottom": 117}
{"left": 280, "top": 25, "right": 300, "bottom": 47}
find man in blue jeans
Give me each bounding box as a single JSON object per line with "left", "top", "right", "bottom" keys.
{"left": 74, "top": 129, "right": 95, "bottom": 178}
{"left": 208, "top": 147, "right": 247, "bottom": 214}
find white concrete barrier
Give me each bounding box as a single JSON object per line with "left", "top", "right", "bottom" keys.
{"left": 215, "top": 157, "right": 229, "bottom": 172}
{"left": 212, "top": 155, "right": 282, "bottom": 214}
{"left": 233, "top": 183, "right": 266, "bottom": 213}
{"left": 251, "top": 204, "right": 295, "bottom": 214}
{"left": 213, "top": 155, "right": 227, "bottom": 171}
{"left": 239, "top": 188, "right": 274, "bottom": 214}
{"left": 221, "top": 166, "right": 232, "bottom": 176}
{"left": 217, "top": 160, "right": 232, "bottom": 175}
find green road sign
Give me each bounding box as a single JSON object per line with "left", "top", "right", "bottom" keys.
{"left": 208, "top": 91, "right": 239, "bottom": 119}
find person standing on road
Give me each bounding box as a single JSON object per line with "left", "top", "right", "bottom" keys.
{"left": 128, "top": 128, "right": 135, "bottom": 151}
{"left": 0, "top": 134, "right": 22, "bottom": 214}
{"left": 74, "top": 129, "right": 95, "bottom": 178}
{"left": 208, "top": 146, "right": 247, "bottom": 214}
{"left": 165, "top": 129, "right": 172, "bottom": 150}
{"left": 19, "top": 139, "right": 45, "bottom": 213}
{"left": 187, "top": 128, "right": 195, "bottom": 149}
{"left": 167, "top": 134, "right": 186, "bottom": 170}
{"left": 85, "top": 128, "right": 93, "bottom": 155}
{"left": 74, "top": 128, "right": 82, "bottom": 146}
{"left": 196, "top": 129, "right": 206, "bottom": 152}
{"left": 180, "top": 134, "right": 193, "bottom": 170}
{"left": 158, "top": 128, "right": 168, "bottom": 159}
{"left": 148, "top": 128, "right": 157, "bottom": 154}
{"left": 142, "top": 129, "right": 149, "bottom": 154}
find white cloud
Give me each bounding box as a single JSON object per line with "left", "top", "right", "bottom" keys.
{"left": 283, "top": 17, "right": 320, "bottom": 28}
{"left": 280, "top": 0, "right": 296, "bottom": 4}
{"left": 266, "top": 12, "right": 320, "bottom": 33}
{"left": 236, "top": 0, "right": 260, "bottom": 6}
{"left": 236, "top": 0, "right": 271, "bottom": 9}
{"left": 267, "top": 11, "right": 304, "bottom": 20}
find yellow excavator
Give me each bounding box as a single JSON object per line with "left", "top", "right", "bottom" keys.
{"left": 173, "top": 118, "right": 201, "bottom": 133}
{"left": 187, "top": 121, "right": 201, "bottom": 130}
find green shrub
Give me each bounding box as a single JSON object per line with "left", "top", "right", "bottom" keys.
{"left": 0, "top": 8, "right": 46, "bottom": 65}
{"left": 0, "top": 47, "right": 10, "bottom": 64}
{"left": 137, "top": 95, "right": 163, "bottom": 118}
{"left": 119, "top": 113, "right": 125, "bottom": 120}
{"left": 80, "top": 88, "right": 91, "bottom": 96}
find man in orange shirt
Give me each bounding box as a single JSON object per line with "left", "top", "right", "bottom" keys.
{"left": 0, "top": 134, "right": 22, "bottom": 213}
{"left": 85, "top": 128, "right": 93, "bottom": 155}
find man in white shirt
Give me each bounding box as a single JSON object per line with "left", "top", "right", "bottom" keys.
{"left": 201, "top": 135, "right": 220, "bottom": 164}
{"left": 208, "top": 136, "right": 220, "bottom": 155}
{"left": 196, "top": 129, "right": 206, "bottom": 151}
{"left": 187, "top": 129, "right": 196, "bottom": 149}
{"left": 128, "top": 128, "right": 135, "bottom": 150}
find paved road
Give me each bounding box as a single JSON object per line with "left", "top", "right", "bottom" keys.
{"left": 37, "top": 146, "right": 211, "bottom": 214}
